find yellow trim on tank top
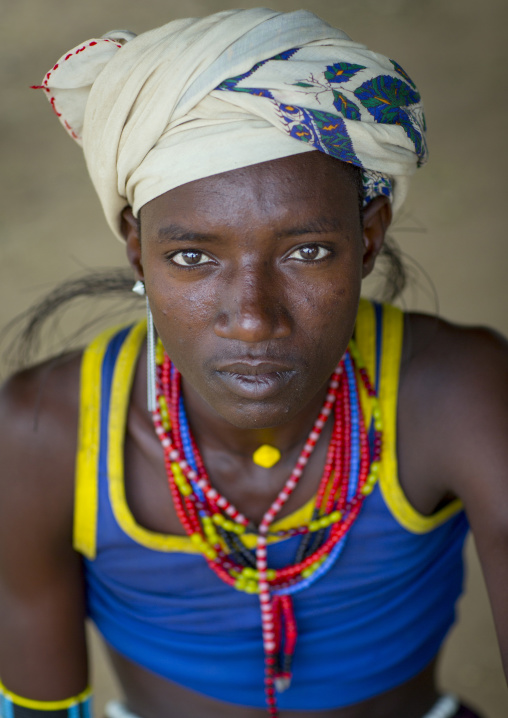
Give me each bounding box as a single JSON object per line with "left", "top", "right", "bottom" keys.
{"left": 358, "top": 301, "right": 463, "bottom": 533}
{"left": 0, "top": 680, "right": 91, "bottom": 710}
{"left": 74, "top": 324, "right": 125, "bottom": 559}
{"left": 354, "top": 299, "right": 376, "bottom": 432}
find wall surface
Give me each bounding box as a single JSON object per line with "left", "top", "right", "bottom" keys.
{"left": 1, "top": 1, "right": 507, "bottom": 716}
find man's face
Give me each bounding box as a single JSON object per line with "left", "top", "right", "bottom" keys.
{"left": 134, "top": 152, "right": 373, "bottom": 430}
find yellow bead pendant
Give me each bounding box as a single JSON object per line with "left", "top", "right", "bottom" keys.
{"left": 252, "top": 444, "right": 281, "bottom": 469}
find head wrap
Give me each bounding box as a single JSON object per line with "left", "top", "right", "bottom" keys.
{"left": 35, "top": 8, "right": 427, "bottom": 241}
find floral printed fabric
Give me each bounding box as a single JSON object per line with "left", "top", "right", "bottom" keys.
{"left": 37, "top": 9, "right": 427, "bottom": 240}
{"left": 216, "top": 48, "right": 427, "bottom": 206}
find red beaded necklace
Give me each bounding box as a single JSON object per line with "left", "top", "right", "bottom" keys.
{"left": 151, "top": 339, "right": 382, "bottom": 717}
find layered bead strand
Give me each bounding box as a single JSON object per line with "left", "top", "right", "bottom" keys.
{"left": 253, "top": 373, "right": 342, "bottom": 715}
{"left": 151, "top": 338, "right": 383, "bottom": 717}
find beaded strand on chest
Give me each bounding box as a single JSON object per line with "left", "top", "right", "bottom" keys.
{"left": 151, "top": 338, "right": 383, "bottom": 717}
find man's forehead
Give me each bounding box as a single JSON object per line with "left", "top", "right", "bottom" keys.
{"left": 141, "top": 153, "right": 359, "bottom": 217}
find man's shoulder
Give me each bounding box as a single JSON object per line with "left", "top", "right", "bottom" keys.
{"left": 400, "top": 311, "right": 508, "bottom": 506}
{"left": 402, "top": 311, "right": 507, "bottom": 396}
{"left": 0, "top": 351, "right": 83, "bottom": 542}
{"left": 0, "top": 350, "right": 83, "bottom": 446}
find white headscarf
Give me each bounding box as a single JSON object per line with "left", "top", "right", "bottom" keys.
{"left": 36, "top": 9, "right": 427, "bottom": 240}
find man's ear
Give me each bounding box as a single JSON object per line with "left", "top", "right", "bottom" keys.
{"left": 361, "top": 196, "right": 392, "bottom": 278}
{"left": 121, "top": 206, "right": 144, "bottom": 281}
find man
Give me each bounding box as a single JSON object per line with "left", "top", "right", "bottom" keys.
{"left": 1, "top": 9, "right": 506, "bottom": 718}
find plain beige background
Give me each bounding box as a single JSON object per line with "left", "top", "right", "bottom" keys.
{"left": 1, "top": 0, "right": 507, "bottom": 716}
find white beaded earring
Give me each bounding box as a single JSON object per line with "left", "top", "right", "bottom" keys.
{"left": 132, "top": 280, "right": 145, "bottom": 296}
{"left": 132, "top": 280, "right": 157, "bottom": 412}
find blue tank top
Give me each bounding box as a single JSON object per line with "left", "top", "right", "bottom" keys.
{"left": 74, "top": 300, "right": 469, "bottom": 710}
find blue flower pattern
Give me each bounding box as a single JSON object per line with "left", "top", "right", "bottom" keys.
{"left": 275, "top": 104, "right": 359, "bottom": 165}
{"left": 215, "top": 48, "right": 427, "bottom": 184}
{"left": 216, "top": 49, "right": 299, "bottom": 100}
{"left": 354, "top": 75, "right": 427, "bottom": 163}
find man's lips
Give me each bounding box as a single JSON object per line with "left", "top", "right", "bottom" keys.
{"left": 214, "top": 360, "right": 296, "bottom": 398}
{"left": 216, "top": 359, "right": 295, "bottom": 376}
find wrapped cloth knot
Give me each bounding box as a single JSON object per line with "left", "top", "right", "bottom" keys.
{"left": 36, "top": 8, "right": 427, "bottom": 240}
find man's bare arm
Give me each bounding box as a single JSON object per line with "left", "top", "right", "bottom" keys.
{"left": 0, "top": 354, "right": 88, "bottom": 699}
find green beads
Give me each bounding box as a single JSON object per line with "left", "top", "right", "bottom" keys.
{"left": 158, "top": 394, "right": 171, "bottom": 431}
{"left": 361, "top": 461, "right": 380, "bottom": 495}
{"left": 171, "top": 462, "right": 191, "bottom": 496}
{"left": 242, "top": 567, "right": 276, "bottom": 580}
{"left": 308, "top": 510, "right": 342, "bottom": 532}
{"left": 190, "top": 532, "right": 217, "bottom": 560}
{"left": 348, "top": 339, "right": 364, "bottom": 367}
{"left": 155, "top": 338, "right": 165, "bottom": 366}
{"left": 301, "top": 553, "right": 328, "bottom": 579}
{"left": 371, "top": 402, "right": 382, "bottom": 431}
{"left": 233, "top": 566, "right": 277, "bottom": 594}
{"left": 234, "top": 576, "right": 259, "bottom": 594}
{"left": 212, "top": 512, "right": 245, "bottom": 534}
{"left": 202, "top": 515, "right": 221, "bottom": 547}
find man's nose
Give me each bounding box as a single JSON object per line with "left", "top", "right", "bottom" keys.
{"left": 213, "top": 265, "right": 292, "bottom": 343}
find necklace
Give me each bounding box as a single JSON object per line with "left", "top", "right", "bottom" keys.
{"left": 152, "top": 339, "right": 382, "bottom": 717}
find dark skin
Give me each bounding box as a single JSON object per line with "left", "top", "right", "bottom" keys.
{"left": 0, "top": 152, "right": 507, "bottom": 718}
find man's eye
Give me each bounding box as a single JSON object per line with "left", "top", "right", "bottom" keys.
{"left": 170, "top": 250, "right": 212, "bottom": 266}
{"left": 288, "top": 244, "right": 330, "bottom": 261}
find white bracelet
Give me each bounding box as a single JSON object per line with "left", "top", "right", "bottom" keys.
{"left": 105, "top": 700, "right": 142, "bottom": 718}
{"left": 422, "top": 695, "right": 460, "bottom": 718}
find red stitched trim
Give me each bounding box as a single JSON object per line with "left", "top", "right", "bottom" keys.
{"left": 50, "top": 96, "right": 61, "bottom": 117}
{"left": 63, "top": 119, "right": 79, "bottom": 140}
{"left": 40, "top": 38, "right": 122, "bottom": 141}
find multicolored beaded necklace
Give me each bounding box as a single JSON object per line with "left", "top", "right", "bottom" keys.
{"left": 151, "top": 338, "right": 383, "bottom": 718}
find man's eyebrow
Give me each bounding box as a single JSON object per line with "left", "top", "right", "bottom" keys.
{"left": 156, "top": 217, "right": 342, "bottom": 243}
{"left": 277, "top": 217, "right": 343, "bottom": 238}
{"left": 156, "top": 223, "right": 217, "bottom": 243}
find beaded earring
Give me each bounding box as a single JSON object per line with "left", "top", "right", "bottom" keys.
{"left": 131, "top": 280, "right": 157, "bottom": 412}
{"left": 131, "top": 280, "right": 145, "bottom": 296}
